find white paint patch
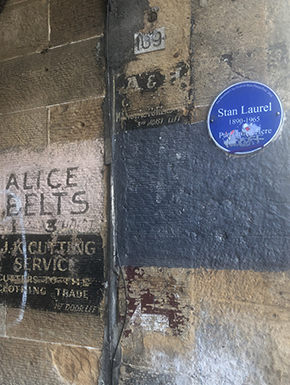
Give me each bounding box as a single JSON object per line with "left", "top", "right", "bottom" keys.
{"left": 144, "top": 342, "right": 268, "bottom": 385}
{"left": 130, "top": 304, "right": 169, "bottom": 333}
{"left": 196, "top": 342, "right": 268, "bottom": 385}
{"left": 137, "top": 310, "right": 272, "bottom": 385}
{"left": 194, "top": 314, "right": 269, "bottom": 385}
{"left": 0, "top": 139, "right": 104, "bottom": 235}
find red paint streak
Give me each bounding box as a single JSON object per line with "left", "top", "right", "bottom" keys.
{"left": 124, "top": 266, "right": 145, "bottom": 282}
{"left": 123, "top": 329, "right": 131, "bottom": 338}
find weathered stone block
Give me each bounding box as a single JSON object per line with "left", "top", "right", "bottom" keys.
{"left": 0, "top": 337, "right": 100, "bottom": 384}
{"left": 265, "top": 1, "right": 290, "bottom": 109}
{"left": 0, "top": 0, "right": 48, "bottom": 61}
{"left": 0, "top": 37, "right": 105, "bottom": 114}
{"left": 0, "top": 108, "right": 47, "bottom": 151}
{"left": 7, "top": 306, "right": 105, "bottom": 348}
{"left": 50, "top": 0, "right": 106, "bottom": 46}
{"left": 50, "top": 98, "right": 104, "bottom": 144}
{"left": 0, "top": 337, "right": 64, "bottom": 384}
{"left": 194, "top": 47, "right": 267, "bottom": 108}
{"left": 119, "top": 267, "right": 290, "bottom": 385}
{"left": 186, "top": 269, "right": 290, "bottom": 313}
{"left": 0, "top": 306, "right": 5, "bottom": 336}
{"left": 51, "top": 344, "right": 101, "bottom": 385}
{"left": 5, "top": 0, "right": 27, "bottom": 5}
{"left": 192, "top": 0, "right": 267, "bottom": 107}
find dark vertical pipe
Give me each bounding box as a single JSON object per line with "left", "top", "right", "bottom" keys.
{"left": 99, "top": 1, "right": 121, "bottom": 384}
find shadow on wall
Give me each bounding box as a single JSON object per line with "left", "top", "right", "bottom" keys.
{"left": 0, "top": 0, "right": 7, "bottom": 14}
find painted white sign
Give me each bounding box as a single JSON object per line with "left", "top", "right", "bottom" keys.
{"left": 0, "top": 140, "right": 104, "bottom": 235}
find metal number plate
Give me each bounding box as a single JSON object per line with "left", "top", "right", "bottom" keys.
{"left": 134, "top": 27, "right": 166, "bottom": 55}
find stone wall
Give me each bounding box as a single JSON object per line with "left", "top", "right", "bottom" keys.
{"left": 2, "top": 0, "right": 290, "bottom": 384}
{"left": 0, "top": 0, "right": 106, "bottom": 384}
{"left": 113, "top": 1, "right": 290, "bottom": 384}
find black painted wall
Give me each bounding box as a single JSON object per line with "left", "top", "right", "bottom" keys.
{"left": 115, "top": 110, "right": 290, "bottom": 271}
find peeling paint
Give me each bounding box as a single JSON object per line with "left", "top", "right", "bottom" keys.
{"left": 121, "top": 267, "right": 192, "bottom": 337}
{"left": 119, "top": 267, "right": 290, "bottom": 384}
{"left": 130, "top": 304, "right": 169, "bottom": 332}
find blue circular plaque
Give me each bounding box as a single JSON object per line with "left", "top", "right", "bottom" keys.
{"left": 207, "top": 81, "right": 283, "bottom": 154}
